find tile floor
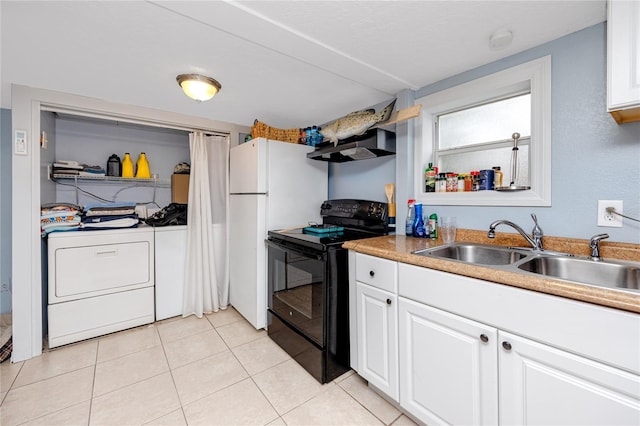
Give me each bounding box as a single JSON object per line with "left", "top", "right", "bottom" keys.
{"left": 0, "top": 308, "right": 418, "bottom": 426}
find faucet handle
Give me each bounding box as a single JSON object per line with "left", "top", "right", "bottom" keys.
{"left": 590, "top": 233, "right": 609, "bottom": 246}
{"left": 590, "top": 233, "right": 609, "bottom": 260}
{"left": 530, "top": 213, "right": 543, "bottom": 236}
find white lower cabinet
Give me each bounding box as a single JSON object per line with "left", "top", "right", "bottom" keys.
{"left": 348, "top": 251, "right": 640, "bottom": 425}
{"left": 356, "top": 281, "right": 398, "bottom": 401}
{"left": 499, "top": 331, "right": 640, "bottom": 425}
{"left": 352, "top": 253, "right": 399, "bottom": 400}
{"left": 398, "top": 298, "right": 498, "bottom": 425}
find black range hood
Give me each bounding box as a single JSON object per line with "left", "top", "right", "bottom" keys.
{"left": 307, "top": 129, "right": 396, "bottom": 162}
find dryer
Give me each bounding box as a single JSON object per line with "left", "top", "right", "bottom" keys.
{"left": 47, "top": 227, "right": 155, "bottom": 348}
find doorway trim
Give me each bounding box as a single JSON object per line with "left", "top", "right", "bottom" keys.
{"left": 11, "top": 84, "right": 247, "bottom": 361}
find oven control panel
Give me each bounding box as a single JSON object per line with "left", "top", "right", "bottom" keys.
{"left": 320, "top": 199, "right": 387, "bottom": 221}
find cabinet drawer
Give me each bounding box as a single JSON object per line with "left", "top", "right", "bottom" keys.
{"left": 355, "top": 253, "right": 397, "bottom": 292}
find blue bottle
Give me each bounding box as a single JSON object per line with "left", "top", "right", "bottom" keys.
{"left": 412, "top": 203, "right": 427, "bottom": 238}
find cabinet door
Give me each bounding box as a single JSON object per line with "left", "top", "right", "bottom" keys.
{"left": 356, "top": 282, "right": 398, "bottom": 401}
{"left": 608, "top": 0, "right": 640, "bottom": 110}
{"left": 499, "top": 331, "right": 640, "bottom": 425}
{"left": 398, "top": 298, "right": 499, "bottom": 425}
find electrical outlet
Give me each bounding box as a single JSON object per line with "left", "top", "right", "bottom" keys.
{"left": 597, "top": 200, "right": 623, "bottom": 227}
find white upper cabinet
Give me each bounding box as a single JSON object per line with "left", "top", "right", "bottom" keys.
{"left": 608, "top": 0, "right": 640, "bottom": 123}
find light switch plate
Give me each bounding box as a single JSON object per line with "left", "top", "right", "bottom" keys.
{"left": 14, "top": 130, "right": 27, "bottom": 155}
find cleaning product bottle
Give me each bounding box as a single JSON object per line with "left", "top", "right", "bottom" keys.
{"left": 106, "top": 154, "right": 121, "bottom": 177}
{"left": 122, "top": 152, "right": 134, "bottom": 178}
{"left": 429, "top": 213, "right": 439, "bottom": 240}
{"left": 425, "top": 163, "right": 436, "bottom": 192}
{"left": 405, "top": 199, "right": 415, "bottom": 236}
{"left": 413, "top": 203, "right": 427, "bottom": 238}
{"left": 135, "top": 152, "right": 151, "bottom": 178}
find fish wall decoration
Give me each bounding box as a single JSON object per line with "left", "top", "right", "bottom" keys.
{"left": 322, "top": 99, "right": 397, "bottom": 146}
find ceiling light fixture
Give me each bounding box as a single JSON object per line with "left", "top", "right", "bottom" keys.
{"left": 489, "top": 30, "right": 513, "bottom": 50}
{"left": 176, "top": 74, "right": 222, "bottom": 102}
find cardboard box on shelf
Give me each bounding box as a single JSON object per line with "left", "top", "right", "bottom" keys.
{"left": 171, "top": 174, "right": 190, "bottom": 204}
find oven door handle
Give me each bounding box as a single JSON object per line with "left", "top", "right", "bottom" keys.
{"left": 266, "top": 239, "right": 326, "bottom": 261}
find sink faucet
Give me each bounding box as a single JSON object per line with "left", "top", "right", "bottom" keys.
{"left": 488, "top": 213, "right": 544, "bottom": 251}
{"left": 589, "top": 233, "right": 609, "bottom": 261}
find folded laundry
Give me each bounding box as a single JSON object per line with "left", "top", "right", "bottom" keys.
{"left": 81, "top": 213, "right": 139, "bottom": 223}
{"left": 41, "top": 216, "right": 82, "bottom": 235}
{"left": 78, "top": 169, "right": 106, "bottom": 177}
{"left": 81, "top": 214, "right": 139, "bottom": 230}
{"left": 52, "top": 162, "right": 106, "bottom": 176}
{"left": 55, "top": 160, "right": 81, "bottom": 167}
{"left": 41, "top": 202, "right": 81, "bottom": 214}
{"left": 84, "top": 202, "right": 137, "bottom": 216}
{"left": 53, "top": 162, "right": 83, "bottom": 170}
{"left": 41, "top": 214, "right": 79, "bottom": 225}
{"left": 41, "top": 203, "right": 82, "bottom": 236}
{"left": 42, "top": 215, "right": 81, "bottom": 227}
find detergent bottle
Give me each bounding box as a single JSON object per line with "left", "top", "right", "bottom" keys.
{"left": 122, "top": 153, "right": 134, "bottom": 178}
{"left": 135, "top": 152, "right": 151, "bottom": 178}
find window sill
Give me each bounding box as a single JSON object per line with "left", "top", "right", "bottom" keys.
{"left": 417, "top": 189, "right": 550, "bottom": 207}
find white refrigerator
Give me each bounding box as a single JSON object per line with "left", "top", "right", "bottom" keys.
{"left": 229, "top": 138, "right": 328, "bottom": 329}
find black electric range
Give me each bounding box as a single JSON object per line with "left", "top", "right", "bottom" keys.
{"left": 267, "top": 199, "right": 389, "bottom": 250}
{"left": 266, "top": 199, "right": 388, "bottom": 383}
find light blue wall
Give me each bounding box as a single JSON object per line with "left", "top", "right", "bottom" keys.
{"left": 329, "top": 23, "right": 640, "bottom": 244}
{"left": 1, "top": 108, "right": 12, "bottom": 314}
{"left": 328, "top": 155, "right": 395, "bottom": 202}
{"left": 53, "top": 116, "right": 190, "bottom": 208}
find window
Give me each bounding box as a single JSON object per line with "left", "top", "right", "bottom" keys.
{"left": 415, "top": 56, "right": 551, "bottom": 206}
{"left": 437, "top": 93, "right": 531, "bottom": 186}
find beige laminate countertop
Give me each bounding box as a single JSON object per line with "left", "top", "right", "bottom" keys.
{"left": 343, "top": 231, "right": 640, "bottom": 314}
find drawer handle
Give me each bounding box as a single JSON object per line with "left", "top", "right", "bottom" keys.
{"left": 502, "top": 341, "right": 512, "bottom": 351}
{"left": 95, "top": 250, "right": 117, "bottom": 257}
{"left": 480, "top": 334, "right": 489, "bottom": 343}
{"left": 369, "top": 270, "right": 375, "bottom": 277}
{"left": 386, "top": 298, "right": 392, "bottom": 305}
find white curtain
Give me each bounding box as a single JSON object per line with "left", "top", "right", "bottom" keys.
{"left": 183, "top": 132, "right": 230, "bottom": 317}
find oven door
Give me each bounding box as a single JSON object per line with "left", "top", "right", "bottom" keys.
{"left": 267, "top": 239, "right": 326, "bottom": 346}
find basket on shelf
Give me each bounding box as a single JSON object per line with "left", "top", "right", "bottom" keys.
{"left": 251, "top": 119, "right": 301, "bottom": 144}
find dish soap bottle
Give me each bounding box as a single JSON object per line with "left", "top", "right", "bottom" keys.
{"left": 135, "top": 152, "right": 151, "bottom": 178}
{"left": 429, "top": 213, "right": 438, "bottom": 240}
{"left": 122, "top": 153, "right": 134, "bottom": 178}
{"left": 405, "top": 199, "right": 415, "bottom": 236}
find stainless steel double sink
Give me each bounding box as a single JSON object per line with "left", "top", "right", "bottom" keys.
{"left": 413, "top": 242, "right": 640, "bottom": 294}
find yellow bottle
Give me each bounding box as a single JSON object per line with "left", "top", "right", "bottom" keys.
{"left": 135, "top": 152, "right": 151, "bottom": 179}
{"left": 122, "top": 153, "right": 134, "bottom": 178}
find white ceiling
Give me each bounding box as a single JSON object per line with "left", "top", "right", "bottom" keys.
{"left": 1, "top": 1, "right": 606, "bottom": 129}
